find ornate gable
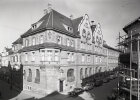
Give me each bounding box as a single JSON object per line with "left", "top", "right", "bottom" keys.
{"left": 94, "top": 23, "right": 103, "bottom": 47}
{"left": 78, "top": 14, "right": 93, "bottom": 45}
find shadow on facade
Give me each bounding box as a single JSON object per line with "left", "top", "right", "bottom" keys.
{"left": 0, "top": 62, "right": 23, "bottom": 100}
{"left": 23, "top": 91, "right": 85, "bottom": 100}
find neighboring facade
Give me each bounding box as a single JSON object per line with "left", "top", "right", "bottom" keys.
{"left": 119, "top": 17, "right": 140, "bottom": 100}
{"left": 10, "top": 38, "right": 23, "bottom": 69}
{"left": 0, "top": 53, "right": 2, "bottom": 67}
{"left": 1, "top": 8, "right": 120, "bottom": 95}
{"left": 104, "top": 44, "right": 119, "bottom": 71}
{"left": 1, "top": 47, "right": 13, "bottom": 67}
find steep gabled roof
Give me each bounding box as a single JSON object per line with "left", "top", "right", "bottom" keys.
{"left": 72, "top": 16, "right": 83, "bottom": 37}
{"left": 103, "top": 44, "right": 120, "bottom": 52}
{"left": 21, "top": 9, "right": 83, "bottom": 38}
{"left": 12, "top": 38, "right": 23, "bottom": 45}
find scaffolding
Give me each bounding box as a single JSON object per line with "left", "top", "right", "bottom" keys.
{"left": 118, "top": 31, "right": 140, "bottom": 100}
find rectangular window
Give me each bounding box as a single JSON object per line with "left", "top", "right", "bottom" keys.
{"left": 25, "top": 53, "right": 28, "bottom": 62}
{"left": 82, "top": 54, "right": 85, "bottom": 62}
{"left": 71, "top": 40, "right": 74, "bottom": 47}
{"left": 54, "top": 51, "right": 59, "bottom": 61}
{"left": 41, "top": 50, "right": 45, "bottom": 61}
{"left": 71, "top": 53, "right": 74, "bottom": 62}
{"left": 40, "top": 35, "right": 44, "bottom": 44}
{"left": 67, "top": 53, "right": 71, "bottom": 62}
{"left": 66, "top": 38, "right": 70, "bottom": 46}
{"left": 87, "top": 55, "right": 91, "bottom": 62}
{"left": 57, "top": 36, "right": 62, "bottom": 44}
{"left": 47, "top": 50, "right": 53, "bottom": 61}
{"left": 32, "top": 52, "right": 35, "bottom": 62}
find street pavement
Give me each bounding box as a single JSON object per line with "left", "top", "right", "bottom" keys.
{"left": 88, "top": 78, "right": 118, "bottom": 100}
{"left": 0, "top": 78, "right": 118, "bottom": 100}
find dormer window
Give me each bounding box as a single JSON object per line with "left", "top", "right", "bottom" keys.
{"left": 32, "top": 24, "right": 37, "bottom": 30}
{"left": 63, "top": 24, "right": 73, "bottom": 33}
{"left": 31, "top": 21, "right": 43, "bottom": 30}
{"left": 67, "top": 27, "right": 73, "bottom": 33}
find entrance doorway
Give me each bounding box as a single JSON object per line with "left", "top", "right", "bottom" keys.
{"left": 59, "top": 80, "right": 63, "bottom": 92}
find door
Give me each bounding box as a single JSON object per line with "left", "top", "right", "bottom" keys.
{"left": 59, "top": 80, "right": 63, "bottom": 92}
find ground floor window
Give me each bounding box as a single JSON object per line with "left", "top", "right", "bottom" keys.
{"left": 67, "top": 69, "right": 75, "bottom": 82}
{"left": 85, "top": 68, "right": 88, "bottom": 77}
{"left": 35, "top": 69, "right": 40, "bottom": 84}
{"left": 27, "top": 69, "right": 32, "bottom": 82}
{"left": 80, "top": 68, "right": 83, "bottom": 79}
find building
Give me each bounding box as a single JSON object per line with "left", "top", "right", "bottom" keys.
{"left": 1, "top": 47, "right": 13, "bottom": 67}
{"left": 104, "top": 44, "right": 119, "bottom": 71}
{"left": 0, "top": 53, "right": 2, "bottom": 68}
{"left": 1, "top": 7, "right": 120, "bottom": 95}
{"left": 119, "top": 17, "right": 140, "bottom": 100}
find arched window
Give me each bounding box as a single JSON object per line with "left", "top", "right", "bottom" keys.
{"left": 32, "top": 37, "right": 36, "bottom": 45}
{"left": 27, "top": 69, "right": 32, "bottom": 82}
{"left": 23, "top": 70, "right": 26, "bottom": 79}
{"left": 25, "top": 39, "right": 29, "bottom": 47}
{"left": 85, "top": 68, "right": 88, "bottom": 77}
{"left": 80, "top": 68, "right": 83, "bottom": 79}
{"left": 35, "top": 69, "right": 40, "bottom": 83}
{"left": 67, "top": 69, "right": 75, "bottom": 82}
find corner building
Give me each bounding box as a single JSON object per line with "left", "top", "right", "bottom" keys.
{"left": 18, "top": 9, "right": 118, "bottom": 95}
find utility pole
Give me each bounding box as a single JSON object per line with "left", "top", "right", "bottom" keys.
{"left": 130, "top": 31, "right": 132, "bottom": 100}
{"left": 137, "top": 35, "right": 140, "bottom": 100}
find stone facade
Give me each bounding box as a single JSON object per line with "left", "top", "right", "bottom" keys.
{"left": 1, "top": 9, "right": 120, "bottom": 95}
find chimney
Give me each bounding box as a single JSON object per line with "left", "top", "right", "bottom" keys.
{"left": 70, "top": 14, "right": 73, "bottom": 20}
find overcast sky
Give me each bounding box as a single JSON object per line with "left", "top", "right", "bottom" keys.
{"left": 0, "top": 0, "right": 140, "bottom": 52}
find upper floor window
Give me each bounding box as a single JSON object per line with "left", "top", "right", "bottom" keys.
{"left": 47, "top": 50, "right": 53, "bottom": 61}
{"left": 71, "top": 40, "right": 74, "bottom": 47}
{"left": 40, "top": 35, "right": 44, "bottom": 44}
{"left": 67, "top": 53, "right": 71, "bottom": 62}
{"left": 32, "top": 37, "right": 36, "bottom": 45}
{"left": 71, "top": 53, "right": 74, "bottom": 62}
{"left": 15, "top": 55, "right": 18, "bottom": 62}
{"left": 54, "top": 51, "right": 59, "bottom": 61}
{"left": 32, "top": 52, "right": 35, "bottom": 62}
{"left": 25, "top": 53, "right": 28, "bottom": 62}
{"left": 82, "top": 54, "right": 85, "bottom": 62}
{"left": 66, "top": 38, "right": 70, "bottom": 46}
{"left": 57, "top": 35, "right": 62, "bottom": 44}
{"left": 87, "top": 55, "right": 91, "bottom": 62}
{"left": 25, "top": 39, "right": 29, "bottom": 47}
{"left": 40, "top": 50, "right": 45, "bottom": 61}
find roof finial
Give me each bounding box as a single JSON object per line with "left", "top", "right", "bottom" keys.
{"left": 70, "top": 14, "right": 73, "bottom": 20}
{"left": 44, "top": 3, "right": 52, "bottom": 14}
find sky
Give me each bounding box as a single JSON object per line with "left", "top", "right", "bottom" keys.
{"left": 0, "top": 0, "right": 140, "bottom": 52}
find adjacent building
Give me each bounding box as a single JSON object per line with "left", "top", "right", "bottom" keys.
{"left": 119, "top": 17, "right": 140, "bottom": 100}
